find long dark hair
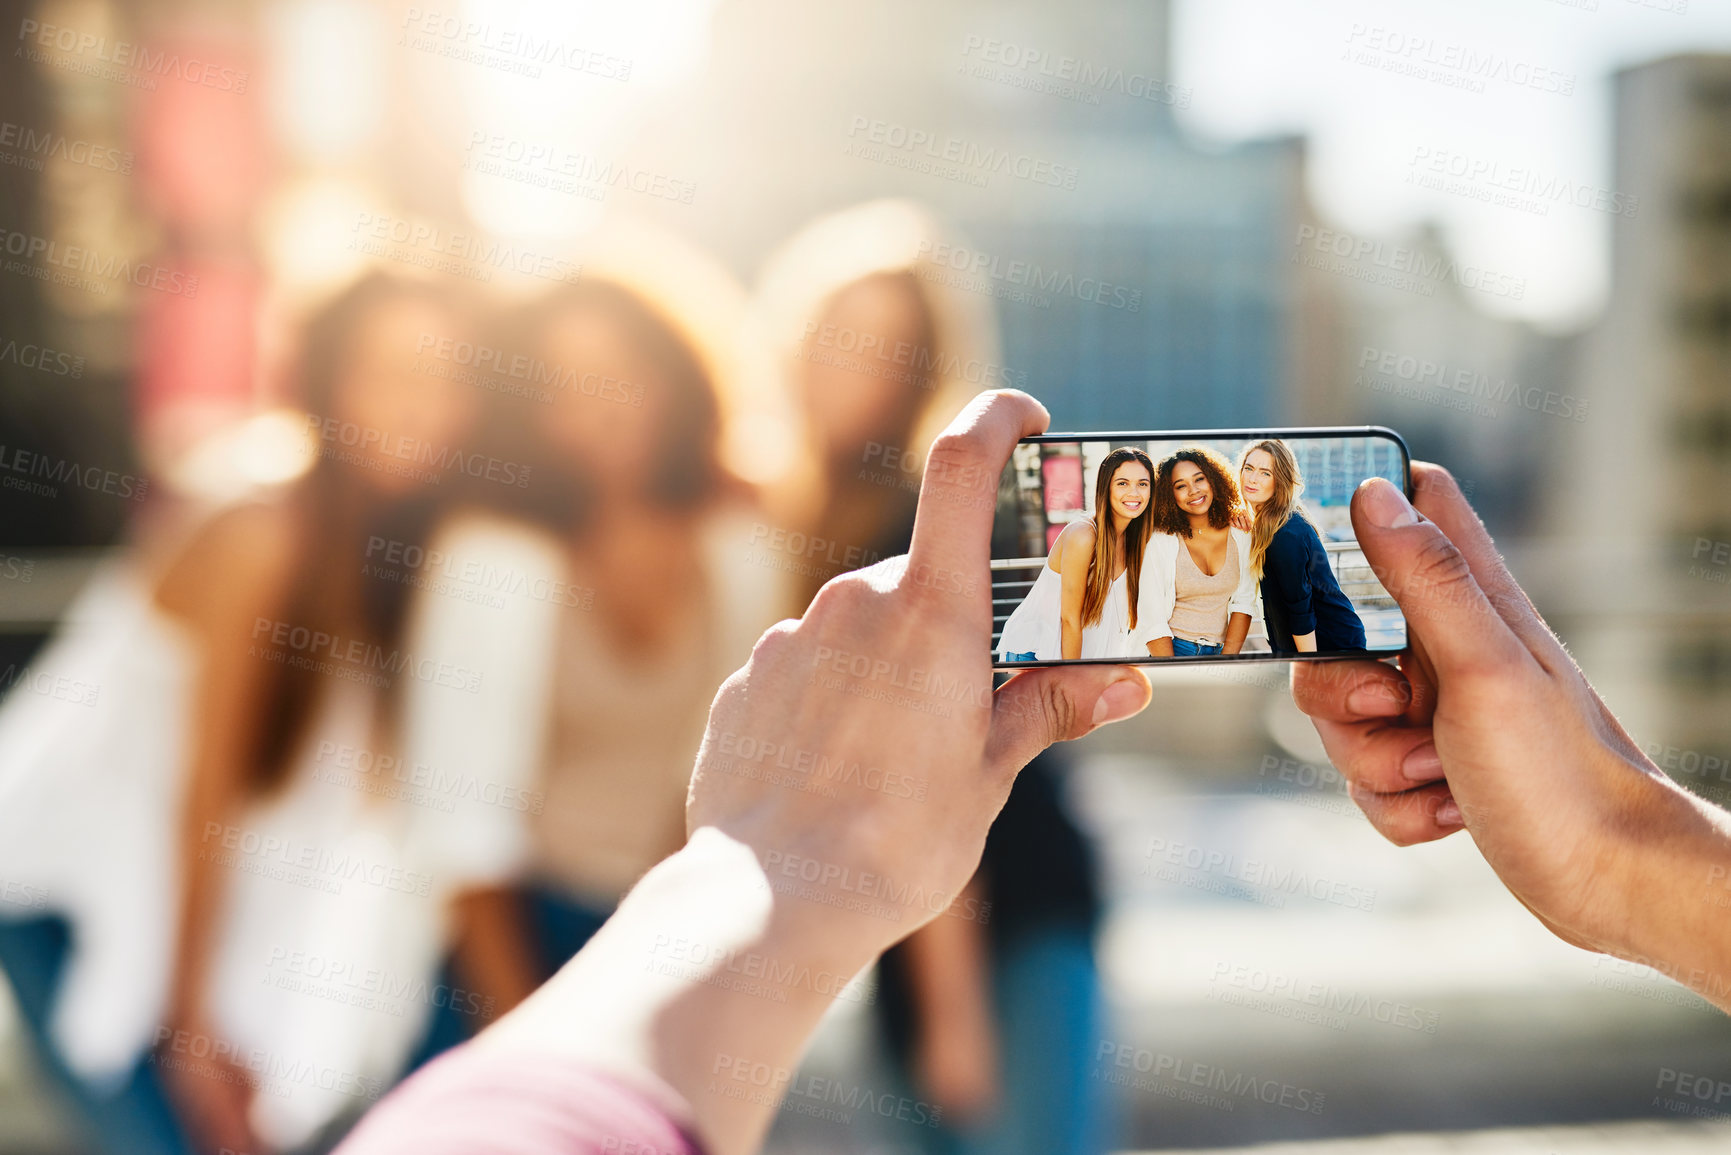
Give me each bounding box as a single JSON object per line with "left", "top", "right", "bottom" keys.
{"left": 1081, "top": 447, "right": 1155, "bottom": 630}
{"left": 473, "top": 279, "right": 729, "bottom": 539}
{"left": 249, "top": 273, "right": 469, "bottom": 794}
{"left": 1153, "top": 446, "right": 1243, "bottom": 538}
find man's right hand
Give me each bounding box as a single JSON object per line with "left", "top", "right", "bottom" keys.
{"left": 1291, "top": 464, "right": 1731, "bottom": 1008}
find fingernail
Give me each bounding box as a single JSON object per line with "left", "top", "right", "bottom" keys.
{"left": 1435, "top": 798, "right": 1463, "bottom": 828}
{"left": 1401, "top": 741, "right": 1443, "bottom": 782}
{"left": 1092, "top": 676, "right": 1148, "bottom": 726}
{"left": 1358, "top": 479, "right": 1420, "bottom": 529}
{"left": 1346, "top": 685, "right": 1405, "bottom": 716}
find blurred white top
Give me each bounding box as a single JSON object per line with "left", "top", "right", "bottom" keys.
{"left": 0, "top": 512, "right": 562, "bottom": 1150}
{"left": 0, "top": 563, "right": 193, "bottom": 1085}
{"left": 219, "top": 513, "right": 562, "bottom": 1146}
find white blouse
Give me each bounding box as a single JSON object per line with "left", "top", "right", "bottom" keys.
{"left": 0, "top": 513, "right": 561, "bottom": 1150}
{"left": 1137, "top": 529, "right": 1259, "bottom": 645}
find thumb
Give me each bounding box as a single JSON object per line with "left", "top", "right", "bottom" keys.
{"left": 985, "top": 664, "right": 1150, "bottom": 775}
{"left": 1352, "top": 478, "right": 1525, "bottom": 678}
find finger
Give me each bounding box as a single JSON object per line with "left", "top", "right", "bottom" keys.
{"left": 1396, "top": 635, "right": 1439, "bottom": 725}
{"left": 1309, "top": 714, "right": 1442, "bottom": 795}
{"left": 1408, "top": 463, "right": 1569, "bottom": 668}
{"left": 1352, "top": 478, "right": 1533, "bottom": 682}
{"left": 908, "top": 390, "right": 1048, "bottom": 595}
{"left": 1290, "top": 659, "right": 1413, "bottom": 723}
{"left": 985, "top": 664, "right": 1150, "bottom": 777}
{"left": 1348, "top": 780, "right": 1464, "bottom": 846}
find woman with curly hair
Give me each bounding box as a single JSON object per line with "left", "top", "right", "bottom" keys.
{"left": 1141, "top": 446, "right": 1258, "bottom": 657}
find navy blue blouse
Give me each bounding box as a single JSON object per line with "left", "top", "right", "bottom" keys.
{"left": 1260, "top": 514, "right": 1367, "bottom": 653}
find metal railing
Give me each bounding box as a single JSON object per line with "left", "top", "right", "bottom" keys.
{"left": 0, "top": 549, "right": 113, "bottom": 634}
{"left": 989, "top": 541, "right": 1397, "bottom": 646}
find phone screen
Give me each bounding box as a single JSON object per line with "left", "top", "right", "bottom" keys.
{"left": 991, "top": 429, "right": 1409, "bottom": 665}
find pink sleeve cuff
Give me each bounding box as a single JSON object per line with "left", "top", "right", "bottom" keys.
{"left": 334, "top": 1046, "right": 705, "bottom": 1155}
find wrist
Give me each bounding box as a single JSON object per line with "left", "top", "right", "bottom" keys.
{"left": 586, "top": 832, "right": 882, "bottom": 1155}
{"left": 1599, "top": 757, "right": 1731, "bottom": 1003}
{"left": 658, "top": 829, "right": 885, "bottom": 980}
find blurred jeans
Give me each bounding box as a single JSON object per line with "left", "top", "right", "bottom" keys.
{"left": 1171, "top": 638, "right": 1223, "bottom": 656}
{"left": 406, "top": 884, "right": 611, "bottom": 1069}
{"left": 885, "top": 922, "right": 1112, "bottom": 1155}
{"left": 0, "top": 916, "right": 190, "bottom": 1155}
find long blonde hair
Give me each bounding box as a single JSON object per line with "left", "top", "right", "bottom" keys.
{"left": 747, "top": 199, "right": 1002, "bottom": 491}
{"left": 1238, "top": 439, "right": 1312, "bottom": 581}
{"left": 749, "top": 200, "right": 1005, "bottom": 611}
{"left": 1081, "top": 447, "right": 1155, "bottom": 630}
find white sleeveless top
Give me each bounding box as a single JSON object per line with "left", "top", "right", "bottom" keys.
{"left": 0, "top": 514, "right": 560, "bottom": 1150}
{"left": 998, "top": 560, "right": 1156, "bottom": 660}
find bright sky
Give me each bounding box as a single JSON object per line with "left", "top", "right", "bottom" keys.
{"left": 1172, "top": 0, "right": 1731, "bottom": 331}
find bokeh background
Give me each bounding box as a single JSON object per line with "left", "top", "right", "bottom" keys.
{"left": 3, "top": 0, "right": 1731, "bottom": 1152}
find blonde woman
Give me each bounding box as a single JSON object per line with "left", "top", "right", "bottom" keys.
{"left": 1237, "top": 439, "right": 1366, "bottom": 653}
{"left": 746, "top": 199, "right": 1004, "bottom": 607}
{"left": 753, "top": 202, "right": 1111, "bottom": 1155}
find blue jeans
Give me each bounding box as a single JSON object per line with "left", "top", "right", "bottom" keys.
{"left": 0, "top": 916, "right": 192, "bottom": 1155}
{"left": 1004, "top": 651, "right": 1037, "bottom": 662}
{"left": 406, "top": 885, "right": 612, "bottom": 1069}
{"left": 1171, "top": 637, "right": 1223, "bottom": 656}
{"left": 878, "top": 923, "right": 1114, "bottom": 1155}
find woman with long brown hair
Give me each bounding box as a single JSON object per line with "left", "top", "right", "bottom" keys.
{"left": 0, "top": 270, "right": 560, "bottom": 1155}
{"left": 998, "top": 446, "right": 1162, "bottom": 662}
{"left": 1236, "top": 438, "right": 1365, "bottom": 653}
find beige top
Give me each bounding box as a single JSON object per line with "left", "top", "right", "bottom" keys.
{"left": 1168, "top": 535, "right": 1241, "bottom": 645}
{"left": 531, "top": 507, "right": 785, "bottom": 907}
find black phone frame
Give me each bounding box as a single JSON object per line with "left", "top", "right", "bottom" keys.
{"left": 991, "top": 425, "right": 1412, "bottom": 669}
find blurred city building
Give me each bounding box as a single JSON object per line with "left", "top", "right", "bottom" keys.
{"left": 1551, "top": 54, "right": 1731, "bottom": 793}
{"left": 630, "top": 0, "right": 1303, "bottom": 428}
{"left": 629, "top": 0, "right": 1571, "bottom": 536}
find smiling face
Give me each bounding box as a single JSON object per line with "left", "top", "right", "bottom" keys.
{"left": 330, "top": 296, "right": 477, "bottom": 497}
{"left": 538, "top": 306, "right": 671, "bottom": 484}
{"left": 798, "top": 273, "right": 931, "bottom": 466}
{"left": 1171, "top": 458, "right": 1215, "bottom": 520}
{"left": 1108, "top": 459, "right": 1151, "bottom": 525}
{"left": 1239, "top": 448, "right": 1276, "bottom": 508}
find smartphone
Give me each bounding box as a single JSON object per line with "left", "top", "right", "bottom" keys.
{"left": 991, "top": 427, "right": 1410, "bottom": 667}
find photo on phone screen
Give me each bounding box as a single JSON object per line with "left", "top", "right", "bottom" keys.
{"left": 990, "top": 430, "right": 1409, "bottom": 666}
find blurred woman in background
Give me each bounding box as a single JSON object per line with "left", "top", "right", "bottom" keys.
{"left": 1144, "top": 447, "right": 1257, "bottom": 658}
{"left": 0, "top": 272, "right": 553, "bottom": 1155}
{"left": 752, "top": 201, "right": 1113, "bottom": 1155}
{"left": 1236, "top": 439, "right": 1365, "bottom": 654}
{"left": 746, "top": 202, "right": 999, "bottom": 604}
{"left": 999, "top": 446, "right": 1160, "bottom": 662}
{"left": 424, "top": 248, "right": 782, "bottom": 1034}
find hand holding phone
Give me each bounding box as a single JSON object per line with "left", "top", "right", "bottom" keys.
{"left": 1291, "top": 466, "right": 1731, "bottom": 1015}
